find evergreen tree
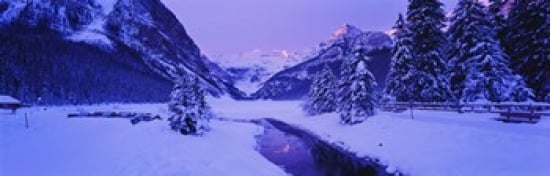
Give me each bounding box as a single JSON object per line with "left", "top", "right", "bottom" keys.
{"left": 168, "top": 75, "right": 194, "bottom": 134}
{"left": 336, "top": 50, "right": 356, "bottom": 105}
{"left": 384, "top": 13, "right": 416, "bottom": 102}
{"left": 0, "top": 56, "right": 5, "bottom": 94}
{"left": 406, "top": 0, "right": 453, "bottom": 102}
{"left": 168, "top": 75, "right": 211, "bottom": 135}
{"left": 448, "top": 0, "right": 532, "bottom": 102}
{"left": 192, "top": 77, "right": 212, "bottom": 132}
{"left": 505, "top": 0, "right": 550, "bottom": 101}
{"left": 488, "top": 0, "right": 508, "bottom": 41}
{"left": 337, "top": 49, "right": 377, "bottom": 125}
{"left": 303, "top": 64, "right": 337, "bottom": 116}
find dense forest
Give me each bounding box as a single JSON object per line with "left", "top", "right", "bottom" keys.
{"left": 0, "top": 30, "right": 172, "bottom": 105}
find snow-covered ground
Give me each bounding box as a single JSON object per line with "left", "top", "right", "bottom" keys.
{"left": 0, "top": 104, "right": 286, "bottom": 176}
{"left": 2, "top": 100, "right": 549, "bottom": 176}
{"left": 210, "top": 99, "right": 550, "bottom": 176}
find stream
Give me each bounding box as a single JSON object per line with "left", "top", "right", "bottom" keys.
{"left": 254, "top": 118, "right": 392, "bottom": 176}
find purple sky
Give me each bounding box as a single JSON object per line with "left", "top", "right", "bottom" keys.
{"left": 162, "top": 0, "right": 459, "bottom": 55}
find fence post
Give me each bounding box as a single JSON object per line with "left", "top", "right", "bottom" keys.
{"left": 457, "top": 102, "right": 462, "bottom": 113}
{"left": 529, "top": 103, "right": 534, "bottom": 122}
{"left": 409, "top": 101, "right": 414, "bottom": 119}
{"left": 507, "top": 106, "right": 512, "bottom": 120}
{"left": 25, "top": 113, "right": 29, "bottom": 129}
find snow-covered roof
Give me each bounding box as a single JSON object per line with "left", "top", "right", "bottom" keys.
{"left": 0, "top": 95, "right": 21, "bottom": 104}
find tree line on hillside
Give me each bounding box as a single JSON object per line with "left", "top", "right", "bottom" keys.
{"left": 302, "top": 0, "right": 550, "bottom": 125}
{"left": 0, "top": 32, "right": 172, "bottom": 105}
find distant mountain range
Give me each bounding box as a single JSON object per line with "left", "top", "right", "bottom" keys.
{"left": 207, "top": 49, "right": 310, "bottom": 95}
{"left": 252, "top": 24, "right": 394, "bottom": 100}
{"left": 207, "top": 25, "right": 395, "bottom": 99}
{"left": 0, "top": 0, "right": 244, "bottom": 104}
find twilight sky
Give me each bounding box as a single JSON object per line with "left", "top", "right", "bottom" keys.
{"left": 162, "top": 0, "right": 459, "bottom": 55}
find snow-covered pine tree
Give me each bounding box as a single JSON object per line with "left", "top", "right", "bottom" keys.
{"left": 0, "top": 57, "right": 5, "bottom": 94}
{"left": 303, "top": 64, "right": 337, "bottom": 116}
{"left": 337, "top": 49, "right": 377, "bottom": 125}
{"left": 336, "top": 50, "right": 356, "bottom": 108}
{"left": 488, "top": 0, "right": 507, "bottom": 42}
{"left": 447, "top": 0, "right": 532, "bottom": 102}
{"left": 168, "top": 75, "right": 192, "bottom": 134}
{"left": 384, "top": 13, "right": 416, "bottom": 102}
{"left": 505, "top": 0, "right": 550, "bottom": 101}
{"left": 191, "top": 76, "right": 212, "bottom": 132}
{"left": 406, "top": 0, "right": 453, "bottom": 102}
{"left": 447, "top": 2, "right": 468, "bottom": 99}
{"left": 168, "top": 75, "right": 211, "bottom": 135}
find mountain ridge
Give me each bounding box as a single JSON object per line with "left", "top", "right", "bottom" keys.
{"left": 0, "top": 0, "right": 244, "bottom": 104}
{"left": 252, "top": 24, "right": 393, "bottom": 100}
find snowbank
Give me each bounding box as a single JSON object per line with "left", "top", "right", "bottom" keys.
{"left": 0, "top": 104, "right": 287, "bottom": 176}
{"left": 210, "top": 99, "right": 550, "bottom": 176}
{"left": 0, "top": 95, "right": 20, "bottom": 104}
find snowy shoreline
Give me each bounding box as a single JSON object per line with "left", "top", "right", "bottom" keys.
{"left": 2, "top": 100, "right": 549, "bottom": 176}
{"left": 0, "top": 104, "right": 287, "bottom": 176}
{"left": 211, "top": 99, "right": 550, "bottom": 176}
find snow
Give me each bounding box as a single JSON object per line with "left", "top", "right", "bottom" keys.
{"left": 0, "top": 95, "right": 20, "bottom": 104}
{"left": 0, "top": 2, "right": 26, "bottom": 24}
{"left": 96, "top": 0, "right": 117, "bottom": 15}
{"left": 208, "top": 49, "right": 309, "bottom": 94}
{"left": 0, "top": 104, "right": 287, "bottom": 176}
{"left": 233, "top": 81, "right": 262, "bottom": 95}
{"left": 210, "top": 50, "right": 306, "bottom": 71}
{"left": 67, "top": 30, "right": 113, "bottom": 48}
{"left": 3, "top": 99, "right": 548, "bottom": 176}
{"left": 210, "top": 99, "right": 550, "bottom": 176}
{"left": 67, "top": 12, "right": 113, "bottom": 48}
{"left": 384, "top": 28, "right": 397, "bottom": 37}
{"left": 328, "top": 24, "right": 363, "bottom": 41}
{"left": 66, "top": 0, "right": 118, "bottom": 47}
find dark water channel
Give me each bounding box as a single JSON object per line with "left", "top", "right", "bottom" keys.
{"left": 254, "top": 118, "right": 392, "bottom": 176}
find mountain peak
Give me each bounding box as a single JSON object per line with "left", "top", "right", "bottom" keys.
{"left": 328, "top": 23, "right": 363, "bottom": 40}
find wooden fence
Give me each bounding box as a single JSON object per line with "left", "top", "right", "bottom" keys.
{"left": 378, "top": 102, "right": 550, "bottom": 121}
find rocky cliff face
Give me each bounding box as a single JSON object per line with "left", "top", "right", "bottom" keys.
{"left": 0, "top": 0, "right": 244, "bottom": 104}
{"left": 0, "top": 0, "right": 102, "bottom": 33}
{"left": 106, "top": 0, "right": 204, "bottom": 78}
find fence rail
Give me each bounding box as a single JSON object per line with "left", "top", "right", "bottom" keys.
{"left": 378, "top": 102, "right": 550, "bottom": 118}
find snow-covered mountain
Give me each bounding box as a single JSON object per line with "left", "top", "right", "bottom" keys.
{"left": 208, "top": 49, "right": 309, "bottom": 94}
{"left": 0, "top": 0, "right": 244, "bottom": 104}
{"left": 252, "top": 24, "right": 393, "bottom": 100}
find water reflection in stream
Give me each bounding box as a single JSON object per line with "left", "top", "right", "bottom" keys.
{"left": 255, "top": 119, "right": 391, "bottom": 176}
{"left": 256, "top": 119, "right": 325, "bottom": 175}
